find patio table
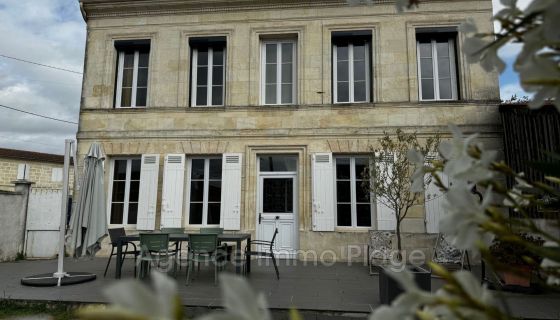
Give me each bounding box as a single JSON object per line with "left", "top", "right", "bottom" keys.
{"left": 115, "top": 233, "right": 251, "bottom": 279}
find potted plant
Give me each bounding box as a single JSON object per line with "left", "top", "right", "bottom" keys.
{"left": 489, "top": 233, "right": 544, "bottom": 287}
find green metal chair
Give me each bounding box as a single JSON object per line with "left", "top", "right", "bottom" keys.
{"left": 200, "top": 227, "right": 233, "bottom": 261}
{"left": 139, "top": 233, "right": 176, "bottom": 279}
{"left": 161, "top": 228, "right": 185, "bottom": 268}
{"left": 186, "top": 233, "right": 226, "bottom": 285}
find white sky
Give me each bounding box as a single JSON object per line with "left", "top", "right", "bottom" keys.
{"left": 0, "top": 0, "right": 533, "bottom": 154}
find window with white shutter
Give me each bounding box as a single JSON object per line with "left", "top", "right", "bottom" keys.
{"left": 311, "top": 153, "right": 335, "bottom": 231}
{"left": 108, "top": 158, "right": 141, "bottom": 225}
{"left": 136, "top": 154, "right": 159, "bottom": 230}
{"left": 186, "top": 157, "right": 223, "bottom": 226}
{"left": 334, "top": 156, "right": 372, "bottom": 228}
{"left": 161, "top": 154, "right": 185, "bottom": 228}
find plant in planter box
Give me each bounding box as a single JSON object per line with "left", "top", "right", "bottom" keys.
{"left": 489, "top": 233, "right": 545, "bottom": 287}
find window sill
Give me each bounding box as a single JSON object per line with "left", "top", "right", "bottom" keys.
{"left": 334, "top": 227, "right": 371, "bottom": 233}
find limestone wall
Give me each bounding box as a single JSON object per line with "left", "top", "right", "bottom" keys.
{"left": 0, "top": 158, "right": 74, "bottom": 192}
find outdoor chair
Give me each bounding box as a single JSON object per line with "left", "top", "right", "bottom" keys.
{"left": 139, "top": 233, "right": 177, "bottom": 279}
{"left": 367, "top": 231, "right": 394, "bottom": 275}
{"left": 104, "top": 227, "right": 140, "bottom": 278}
{"left": 431, "top": 233, "right": 471, "bottom": 271}
{"left": 186, "top": 233, "right": 226, "bottom": 285}
{"left": 200, "top": 227, "right": 234, "bottom": 261}
{"left": 161, "top": 228, "right": 185, "bottom": 268}
{"left": 245, "top": 228, "right": 279, "bottom": 279}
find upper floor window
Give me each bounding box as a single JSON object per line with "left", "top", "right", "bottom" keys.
{"left": 332, "top": 31, "right": 371, "bottom": 103}
{"left": 416, "top": 29, "right": 458, "bottom": 101}
{"left": 114, "top": 40, "right": 150, "bottom": 108}
{"left": 190, "top": 37, "right": 226, "bottom": 107}
{"left": 335, "top": 156, "right": 372, "bottom": 228}
{"left": 261, "top": 39, "right": 297, "bottom": 105}
{"left": 109, "top": 158, "right": 141, "bottom": 225}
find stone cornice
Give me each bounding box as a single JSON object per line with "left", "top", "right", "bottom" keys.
{"left": 79, "top": 0, "right": 393, "bottom": 20}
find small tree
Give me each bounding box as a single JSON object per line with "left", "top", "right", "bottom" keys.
{"left": 364, "top": 129, "right": 439, "bottom": 258}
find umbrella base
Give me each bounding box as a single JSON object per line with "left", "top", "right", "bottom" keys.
{"left": 21, "top": 272, "right": 96, "bottom": 287}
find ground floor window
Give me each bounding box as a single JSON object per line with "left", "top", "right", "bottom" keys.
{"left": 334, "top": 156, "right": 372, "bottom": 227}
{"left": 187, "top": 157, "right": 222, "bottom": 225}
{"left": 109, "top": 158, "right": 141, "bottom": 225}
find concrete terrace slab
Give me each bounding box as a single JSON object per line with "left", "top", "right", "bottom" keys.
{"left": 0, "top": 258, "right": 559, "bottom": 319}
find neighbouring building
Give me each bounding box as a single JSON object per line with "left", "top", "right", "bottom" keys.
{"left": 77, "top": 0, "right": 502, "bottom": 261}
{"left": 0, "top": 148, "right": 73, "bottom": 192}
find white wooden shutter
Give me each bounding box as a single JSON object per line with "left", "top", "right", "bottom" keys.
{"left": 136, "top": 154, "right": 159, "bottom": 230}
{"left": 160, "top": 154, "right": 185, "bottom": 228}
{"left": 312, "top": 153, "right": 335, "bottom": 231}
{"left": 425, "top": 172, "right": 450, "bottom": 233}
{"left": 17, "top": 164, "right": 30, "bottom": 180}
{"left": 376, "top": 159, "right": 397, "bottom": 230}
{"left": 220, "top": 153, "right": 242, "bottom": 230}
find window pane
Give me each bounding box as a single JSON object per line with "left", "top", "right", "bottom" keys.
{"left": 212, "top": 66, "right": 224, "bottom": 85}
{"left": 354, "top": 60, "right": 366, "bottom": 81}
{"left": 211, "top": 86, "right": 223, "bottom": 105}
{"left": 353, "top": 44, "right": 366, "bottom": 61}
{"left": 436, "top": 41, "right": 450, "bottom": 58}
{"left": 354, "top": 81, "right": 366, "bottom": 102}
{"left": 281, "top": 64, "right": 292, "bottom": 83}
{"left": 130, "top": 159, "right": 141, "bottom": 180}
{"left": 281, "top": 84, "right": 292, "bottom": 104}
{"left": 112, "top": 181, "right": 126, "bottom": 202}
{"left": 209, "top": 159, "right": 222, "bottom": 179}
{"left": 197, "top": 66, "right": 208, "bottom": 85}
{"left": 196, "top": 86, "right": 207, "bottom": 105}
{"left": 418, "top": 42, "right": 432, "bottom": 58}
{"left": 265, "top": 64, "right": 277, "bottom": 84}
{"left": 129, "top": 181, "right": 140, "bottom": 202}
{"left": 123, "top": 52, "right": 134, "bottom": 68}
{"left": 191, "top": 159, "right": 205, "bottom": 179}
{"left": 420, "top": 58, "right": 433, "bottom": 78}
{"left": 190, "top": 181, "right": 204, "bottom": 202}
{"left": 337, "top": 61, "right": 349, "bottom": 82}
{"left": 262, "top": 178, "right": 293, "bottom": 213}
{"left": 265, "top": 44, "right": 277, "bottom": 63}
{"left": 122, "top": 68, "right": 133, "bottom": 87}
{"left": 355, "top": 158, "right": 368, "bottom": 178}
{"left": 337, "top": 204, "right": 351, "bottom": 226}
{"left": 355, "top": 181, "right": 370, "bottom": 202}
{"left": 198, "top": 50, "right": 208, "bottom": 65}
{"left": 281, "top": 43, "right": 293, "bottom": 63}
{"left": 136, "top": 88, "right": 147, "bottom": 107}
{"left": 421, "top": 79, "right": 435, "bottom": 100}
{"left": 127, "top": 203, "right": 138, "bottom": 224}
{"left": 137, "top": 68, "right": 148, "bottom": 87}
{"left": 120, "top": 88, "right": 132, "bottom": 107}
{"left": 138, "top": 52, "right": 149, "bottom": 68}
{"left": 356, "top": 204, "right": 372, "bottom": 227}
{"left": 265, "top": 84, "right": 276, "bottom": 104}
{"left": 259, "top": 156, "right": 298, "bottom": 172}
{"left": 189, "top": 203, "right": 203, "bottom": 224}
{"left": 437, "top": 57, "right": 451, "bottom": 78}
{"left": 213, "top": 49, "right": 224, "bottom": 65}
{"left": 207, "top": 203, "right": 221, "bottom": 225}
{"left": 114, "top": 160, "right": 128, "bottom": 180}
{"left": 336, "top": 181, "right": 351, "bottom": 202}
{"left": 439, "top": 78, "right": 452, "bottom": 100}
{"left": 208, "top": 180, "right": 222, "bottom": 202}
{"left": 337, "top": 82, "right": 349, "bottom": 102}
{"left": 110, "top": 203, "right": 124, "bottom": 224}
{"left": 337, "top": 45, "right": 349, "bottom": 61}
{"left": 336, "top": 158, "right": 350, "bottom": 179}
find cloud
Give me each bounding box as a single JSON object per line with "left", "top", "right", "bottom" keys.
{"left": 0, "top": 0, "right": 85, "bottom": 155}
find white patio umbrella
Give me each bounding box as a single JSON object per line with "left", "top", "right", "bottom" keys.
{"left": 67, "top": 142, "right": 108, "bottom": 258}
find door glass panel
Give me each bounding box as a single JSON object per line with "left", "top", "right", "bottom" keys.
{"left": 259, "top": 155, "right": 297, "bottom": 172}
{"left": 262, "top": 178, "right": 293, "bottom": 213}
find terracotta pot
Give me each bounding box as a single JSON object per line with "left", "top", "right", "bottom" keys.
{"left": 501, "top": 266, "right": 532, "bottom": 287}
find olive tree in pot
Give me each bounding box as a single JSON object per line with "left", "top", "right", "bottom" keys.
{"left": 364, "top": 129, "right": 439, "bottom": 303}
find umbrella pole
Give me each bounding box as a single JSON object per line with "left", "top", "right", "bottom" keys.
{"left": 54, "top": 139, "right": 72, "bottom": 286}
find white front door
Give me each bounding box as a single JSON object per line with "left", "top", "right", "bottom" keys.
{"left": 257, "top": 174, "right": 298, "bottom": 258}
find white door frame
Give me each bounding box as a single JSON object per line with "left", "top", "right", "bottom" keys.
{"left": 256, "top": 171, "right": 299, "bottom": 258}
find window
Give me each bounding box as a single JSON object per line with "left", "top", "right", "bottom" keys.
{"left": 109, "top": 158, "right": 141, "bottom": 225}
{"left": 335, "top": 156, "right": 371, "bottom": 227}
{"left": 190, "top": 37, "right": 226, "bottom": 106}
{"left": 332, "top": 31, "right": 371, "bottom": 103}
{"left": 261, "top": 39, "right": 296, "bottom": 105}
{"left": 114, "top": 40, "right": 150, "bottom": 108}
{"left": 51, "top": 168, "right": 63, "bottom": 182}
{"left": 416, "top": 30, "right": 458, "bottom": 101}
{"left": 187, "top": 158, "right": 222, "bottom": 225}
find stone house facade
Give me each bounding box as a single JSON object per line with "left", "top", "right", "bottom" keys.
{"left": 78, "top": 0, "right": 501, "bottom": 261}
